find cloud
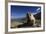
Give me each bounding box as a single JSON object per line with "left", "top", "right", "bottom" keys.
{"left": 32, "top": 8, "right": 41, "bottom": 15}
{"left": 32, "top": 13, "right": 37, "bottom": 15}
{"left": 37, "top": 8, "right": 40, "bottom": 11}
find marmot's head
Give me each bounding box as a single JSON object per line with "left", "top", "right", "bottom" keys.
{"left": 27, "top": 12, "right": 32, "bottom": 18}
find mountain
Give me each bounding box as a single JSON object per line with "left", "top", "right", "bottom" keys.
{"left": 11, "top": 17, "right": 27, "bottom": 23}
{"left": 34, "top": 12, "right": 41, "bottom": 19}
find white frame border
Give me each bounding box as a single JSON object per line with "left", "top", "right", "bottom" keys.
{"left": 8, "top": 2, "right": 44, "bottom": 32}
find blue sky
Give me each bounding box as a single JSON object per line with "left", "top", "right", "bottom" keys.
{"left": 11, "top": 5, "right": 41, "bottom": 19}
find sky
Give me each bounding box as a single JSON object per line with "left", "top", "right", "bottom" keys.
{"left": 11, "top": 5, "right": 41, "bottom": 19}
